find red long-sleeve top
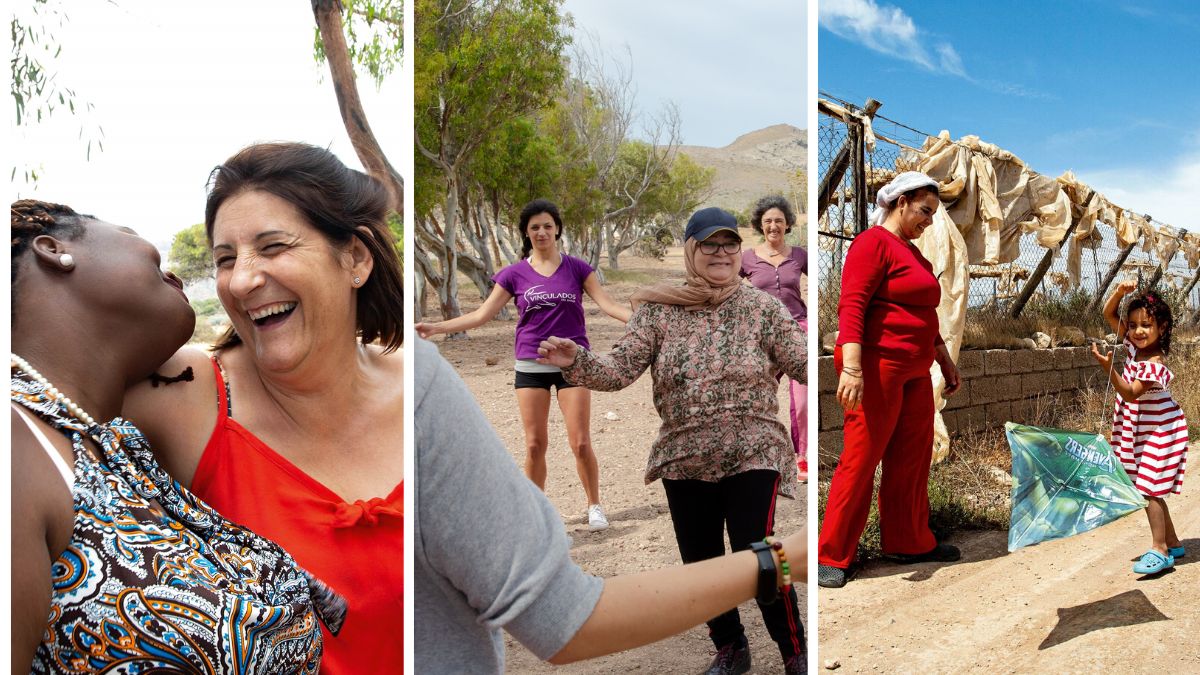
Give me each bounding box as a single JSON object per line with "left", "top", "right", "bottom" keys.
{"left": 836, "top": 226, "right": 944, "bottom": 361}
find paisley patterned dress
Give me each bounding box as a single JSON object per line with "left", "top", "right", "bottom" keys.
{"left": 562, "top": 285, "right": 807, "bottom": 498}
{"left": 12, "top": 369, "right": 345, "bottom": 674}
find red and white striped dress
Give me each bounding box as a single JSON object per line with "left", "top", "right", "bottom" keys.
{"left": 1110, "top": 339, "right": 1189, "bottom": 497}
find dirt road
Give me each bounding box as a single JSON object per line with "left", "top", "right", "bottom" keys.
{"left": 424, "top": 249, "right": 808, "bottom": 674}
{"left": 818, "top": 449, "right": 1200, "bottom": 674}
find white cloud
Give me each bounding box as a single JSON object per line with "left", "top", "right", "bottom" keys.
{"left": 819, "top": 0, "right": 966, "bottom": 77}
{"left": 1078, "top": 145, "right": 1200, "bottom": 229}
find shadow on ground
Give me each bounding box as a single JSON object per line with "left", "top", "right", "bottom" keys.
{"left": 1039, "top": 589, "right": 1169, "bottom": 650}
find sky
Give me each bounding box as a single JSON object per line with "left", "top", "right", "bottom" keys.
{"left": 9, "top": 0, "right": 403, "bottom": 248}
{"left": 818, "top": 0, "right": 1200, "bottom": 229}
{"left": 562, "top": 0, "right": 808, "bottom": 149}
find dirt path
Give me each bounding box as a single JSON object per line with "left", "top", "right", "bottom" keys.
{"left": 818, "top": 448, "right": 1200, "bottom": 674}
{"left": 424, "top": 247, "right": 808, "bottom": 674}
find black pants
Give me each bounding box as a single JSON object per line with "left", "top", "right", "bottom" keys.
{"left": 662, "top": 470, "right": 805, "bottom": 661}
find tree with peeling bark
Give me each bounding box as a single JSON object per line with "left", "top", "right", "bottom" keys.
{"left": 414, "top": 0, "right": 571, "bottom": 331}
{"left": 312, "top": 0, "right": 404, "bottom": 216}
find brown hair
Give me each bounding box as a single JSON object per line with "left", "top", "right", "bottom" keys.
{"left": 204, "top": 143, "right": 403, "bottom": 352}
{"left": 11, "top": 200, "right": 92, "bottom": 323}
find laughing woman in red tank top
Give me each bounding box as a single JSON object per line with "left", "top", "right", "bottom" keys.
{"left": 816, "top": 172, "right": 963, "bottom": 590}
{"left": 122, "top": 143, "right": 405, "bottom": 673}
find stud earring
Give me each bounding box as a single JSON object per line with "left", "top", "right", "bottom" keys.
{"left": 60, "top": 254, "right": 75, "bottom": 268}
{"left": 353, "top": 277, "right": 362, "bottom": 285}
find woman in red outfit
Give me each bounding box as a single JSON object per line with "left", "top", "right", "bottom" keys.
{"left": 817, "top": 172, "right": 962, "bottom": 589}
{"left": 122, "top": 143, "right": 405, "bottom": 672}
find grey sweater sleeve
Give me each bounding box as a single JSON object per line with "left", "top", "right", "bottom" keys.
{"left": 414, "top": 338, "right": 604, "bottom": 663}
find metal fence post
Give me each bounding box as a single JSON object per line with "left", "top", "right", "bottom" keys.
{"left": 1089, "top": 240, "right": 1138, "bottom": 313}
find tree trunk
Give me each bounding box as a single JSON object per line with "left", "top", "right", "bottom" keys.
{"left": 312, "top": 0, "right": 404, "bottom": 216}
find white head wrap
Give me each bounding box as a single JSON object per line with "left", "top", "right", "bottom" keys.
{"left": 870, "top": 171, "right": 939, "bottom": 226}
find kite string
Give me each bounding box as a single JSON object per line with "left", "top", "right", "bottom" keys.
{"left": 1100, "top": 270, "right": 1139, "bottom": 432}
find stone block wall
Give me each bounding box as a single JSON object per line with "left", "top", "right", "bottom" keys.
{"left": 816, "top": 341, "right": 1198, "bottom": 467}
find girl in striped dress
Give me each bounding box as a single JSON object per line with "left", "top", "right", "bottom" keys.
{"left": 1092, "top": 280, "right": 1189, "bottom": 575}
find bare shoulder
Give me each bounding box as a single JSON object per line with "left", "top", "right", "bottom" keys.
{"left": 125, "top": 346, "right": 217, "bottom": 415}
{"left": 122, "top": 346, "right": 219, "bottom": 488}
{"left": 1147, "top": 353, "right": 1167, "bottom": 365}
{"left": 366, "top": 343, "right": 405, "bottom": 387}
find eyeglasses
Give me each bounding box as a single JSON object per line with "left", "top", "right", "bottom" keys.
{"left": 698, "top": 240, "right": 742, "bottom": 255}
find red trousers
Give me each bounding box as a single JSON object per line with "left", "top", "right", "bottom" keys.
{"left": 818, "top": 347, "right": 938, "bottom": 568}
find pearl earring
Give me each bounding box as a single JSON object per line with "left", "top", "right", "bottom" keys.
{"left": 353, "top": 277, "right": 361, "bottom": 285}
{"left": 60, "top": 254, "right": 75, "bottom": 268}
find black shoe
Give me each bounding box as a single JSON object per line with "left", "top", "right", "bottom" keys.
{"left": 817, "top": 564, "right": 847, "bottom": 588}
{"left": 700, "top": 640, "right": 750, "bottom": 675}
{"left": 784, "top": 651, "right": 808, "bottom": 675}
{"left": 886, "top": 544, "right": 961, "bottom": 565}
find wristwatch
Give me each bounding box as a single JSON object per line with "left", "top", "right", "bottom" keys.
{"left": 749, "top": 541, "right": 779, "bottom": 605}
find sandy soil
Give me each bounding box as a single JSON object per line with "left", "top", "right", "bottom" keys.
{"left": 422, "top": 246, "right": 808, "bottom": 674}
{"left": 817, "top": 448, "right": 1200, "bottom": 674}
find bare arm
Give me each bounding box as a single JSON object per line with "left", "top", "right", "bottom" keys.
{"left": 121, "top": 346, "right": 218, "bottom": 490}
{"left": 581, "top": 272, "right": 632, "bottom": 323}
{"left": 11, "top": 413, "right": 72, "bottom": 672}
{"left": 1092, "top": 343, "right": 1152, "bottom": 403}
{"left": 549, "top": 528, "right": 806, "bottom": 664}
{"left": 1102, "top": 279, "right": 1137, "bottom": 334}
{"left": 415, "top": 284, "right": 514, "bottom": 338}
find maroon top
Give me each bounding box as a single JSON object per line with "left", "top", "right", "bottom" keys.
{"left": 739, "top": 246, "right": 808, "bottom": 322}
{"left": 836, "top": 226, "right": 943, "bottom": 361}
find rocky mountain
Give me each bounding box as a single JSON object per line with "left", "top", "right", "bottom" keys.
{"left": 676, "top": 124, "right": 807, "bottom": 214}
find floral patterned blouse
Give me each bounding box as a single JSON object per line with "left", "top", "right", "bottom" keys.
{"left": 562, "top": 285, "right": 806, "bottom": 498}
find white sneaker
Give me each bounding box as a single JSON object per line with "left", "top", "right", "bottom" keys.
{"left": 588, "top": 504, "right": 610, "bottom": 531}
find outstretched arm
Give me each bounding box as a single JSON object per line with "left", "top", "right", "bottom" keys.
{"left": 415, "top": 284, "right": 514, "bottom": 338}
{"left": 582, "top": 272, "right": 632, "bottom": 323}
{"left": 546, "top": 305, "right": 659, "bottom": 392}
{"left": 549, "top": 528, "right": 807, "bottom": 664}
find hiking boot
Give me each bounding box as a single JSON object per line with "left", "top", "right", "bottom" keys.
{"left": 886, "top": 544, "right": 961, "bottom": 565}
{"left": 817, "top": 564, "right": 847, "bottom": 588}
{"left": 587, "top": 504, "right": 610, "bottom": 532}
{"left": 784, "top": 651, "right": 808, "bottom": 675}
{"left": 699, "top": 639, "right": 750, "bottom": 675}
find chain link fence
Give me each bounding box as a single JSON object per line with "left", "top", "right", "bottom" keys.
{"left": 817, "top": 93, "right": 1200, "bottom": 351}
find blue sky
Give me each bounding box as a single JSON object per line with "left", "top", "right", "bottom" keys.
{"left": 819, "top": 0, "right": 1199, "bottom": 228}
{"left": 563, "top": 0, "right": 807, "bottom": 148}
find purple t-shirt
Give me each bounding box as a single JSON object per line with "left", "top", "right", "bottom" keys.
{"left": 493, "top": 254, "right": 594, "bottom": 359}
{"left": 739, "top": 246, "right": 809, "bottom": 322}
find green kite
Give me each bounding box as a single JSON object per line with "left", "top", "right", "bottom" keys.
{"left": 1006, "top": 422, "right": 1146, "bottom": 553}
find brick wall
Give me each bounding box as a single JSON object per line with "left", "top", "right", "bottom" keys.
{"left": 815, "top": 342, "right": 1198, "bottom": 467}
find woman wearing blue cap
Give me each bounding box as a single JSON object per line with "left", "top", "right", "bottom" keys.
{"left": 538, "top": 206, "right": 808, "bottom": 675}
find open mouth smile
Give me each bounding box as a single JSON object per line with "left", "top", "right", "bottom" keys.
{"left": 248, "top": 302, "right": 297, "bottom": 328}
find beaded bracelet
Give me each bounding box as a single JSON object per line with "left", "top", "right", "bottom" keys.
{"left": 764, "top": 536, "right": 792, "bottom": 593}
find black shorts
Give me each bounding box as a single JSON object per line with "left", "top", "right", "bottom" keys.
{"left": 514, "top": 370, "right": 579, "bottom": 391}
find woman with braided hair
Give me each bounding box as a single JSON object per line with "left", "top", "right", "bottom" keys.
{"left": 11, "top": 200, "right": 341, "bottom": 672}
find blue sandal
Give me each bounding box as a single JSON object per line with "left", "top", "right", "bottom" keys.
{"left": 1168, "top": 545, "right": 1185, "bottom": 558}
{"left": 1133, "top": 549, "right": 1174, "bottom": 574}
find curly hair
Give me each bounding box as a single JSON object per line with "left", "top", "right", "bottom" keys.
{"left": 750, "top": 194, "right": 796, "bottom": 235}
{"left": 11, "top": 200, "right": 92, "bottom": 323}
{"left": 1126, "top": 290, "right": 1173, "bottom": 354}
{"left": 518, "top": 198, "right": 563, "bottom": 259}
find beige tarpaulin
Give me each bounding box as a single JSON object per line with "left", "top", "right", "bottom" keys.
{"left": 913, "top": 202, "right": 969, "bottom": 464}
{"left": 1056, "top": 171, "right": 1106, "bottom": 288}
{"left": 1183, "top": 232, "right": 1200, "bottom": 268}
{"left": 906, "top": 131, "right": 1070, "bottom": 266}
